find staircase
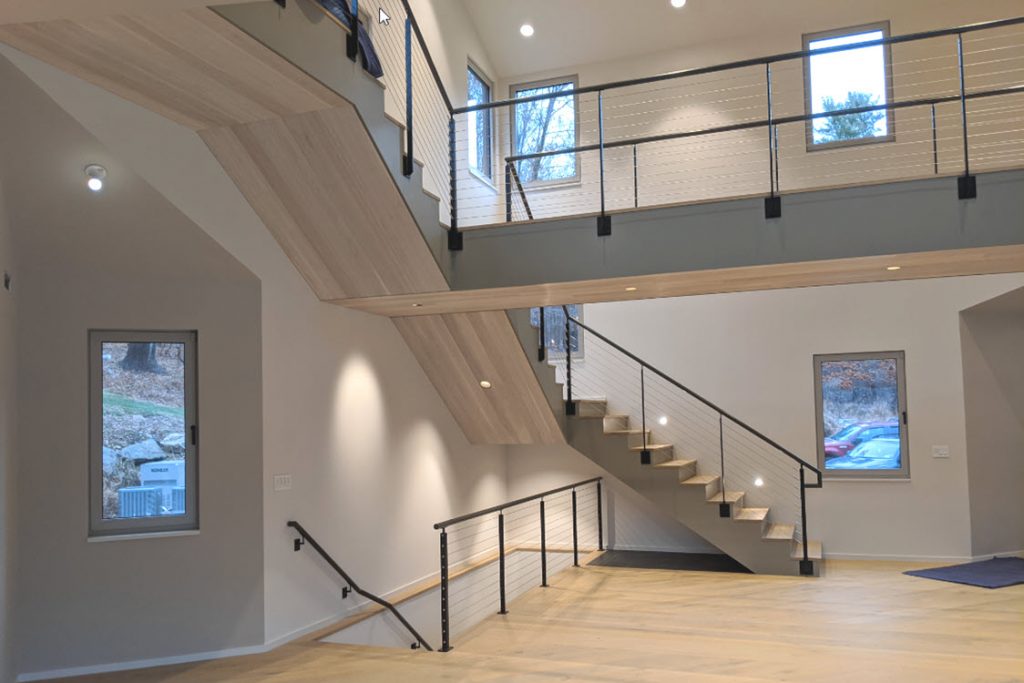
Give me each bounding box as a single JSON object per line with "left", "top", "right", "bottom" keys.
{"left": 511, "top": 309, "right": 823, "bottom": 577}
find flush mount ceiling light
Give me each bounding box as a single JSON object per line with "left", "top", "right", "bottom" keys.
{"left": 84, "top": 164, "right": 107, "bottom": 192}
{"left": 754, "top": 477, "right": 764, "bottom": 487}
{"left": 625, "top": 286, "right": 638, "bottom": 292}
{"left": 519, "top": 23, "right": 534, "bottom": 37}
{"left": 671, "top": 0, "right": 687, "bottom": 8}
{"left": 886, "top": 265, "right": 902, "bottom": 271}
{"left": 479, "top": 380, "right": 492, "bottom": 389}
{"left": 658, "top": 416, "right": 669, "bottom": 426}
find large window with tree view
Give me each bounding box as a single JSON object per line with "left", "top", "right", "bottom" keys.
{"left": 89, "top": 331, "right": 198, "bottom": 536}
{"left": 803, "top": 23, "right": 893, "bottom": 148}
{"left": 813, "top": 351, "right": 909, "bottom": 479}
{"left": 512, "top": 77, "right": 579, "bottom": 185}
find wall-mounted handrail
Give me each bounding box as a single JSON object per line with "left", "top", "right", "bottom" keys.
{"left": 433, "top": 476, "right": 602, "bottom": 529}
{"left": 454, "top": 15, "right": 1024, "bottom": 115}
{"left": 287, "top": 521, "right": 434, "bottom": 651}
{"left": 561, "top": 308, "right": 822, "bottom": 481}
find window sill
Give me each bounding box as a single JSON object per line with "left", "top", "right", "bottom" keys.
{"left": 521, "top": 178, "right": 582, "bottom": 193}
{"left": 88, "top": 529, "right": 200, "bottom": 543}
{"left": 822, "top": 477, "right": 911, "bottom": 482}
{"left": 469, "top": 167, "right": 499, "bottom": 193}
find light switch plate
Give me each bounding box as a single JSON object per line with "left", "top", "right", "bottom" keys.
{"left": 932, "top": 445, "right": 950, "bottom": 459}
{"left": 273, "top": 474, "right": 293, "bottom": 491}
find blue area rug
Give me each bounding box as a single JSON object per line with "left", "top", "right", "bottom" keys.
{"left": 904, "top": 557, "right": 1024, "bottom": 589}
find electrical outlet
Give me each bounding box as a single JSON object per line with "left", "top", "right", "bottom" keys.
{"left": 273, "top": 474, "right": 293, "bottom": 491}
{"left": 932, "top": 445, "right": 950, "bottom": 459}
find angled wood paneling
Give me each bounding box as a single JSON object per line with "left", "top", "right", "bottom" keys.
{"left": 333, "top": 245, "right": 1024, "bottom": 317}
{"left": 201, "top": 107, "right": 449, "bottom": 299}
{"left": 394, "top": 312, "right": 564, "bottom": 445}
{"left": 0, "top": 8, "right": 340, "bottom": 129}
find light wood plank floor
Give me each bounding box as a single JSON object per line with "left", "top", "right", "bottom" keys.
{"left": 56, "top": 560, "right": 1024, "bottom": 682}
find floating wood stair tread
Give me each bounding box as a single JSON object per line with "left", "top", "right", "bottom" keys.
{"left": 630, "top": 444, "right": 672, "bottom": 452}
{"left": 764, "top": 523, "right": 795, "bottom": 541}
{"left": 734, "top": 507, "right": 769, "bottom": 522}
{"left": 681, "top": 474, "right": 719, "bottom": 486}
{"left": 576, "top": 398, "right": 608, "bottom": 404}
{"left": 792, "top": 541, "right": 823, "bottom": 560}
{"left": 604, "top": 429, "right": 649, "bottom": 436}
{"left": 707, "top": 491, "right": 744, "bottom": 505}
{"left": 653, "top": 459, "right": 697, "bottom": 469}
{"left": 574, "top": 413, "right": 627, "bottom": 420}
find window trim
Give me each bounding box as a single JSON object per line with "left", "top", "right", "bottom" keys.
{"left": 89, "top": 330, "right": 199, "bottom": 537}
{"left": 467, "top": 60, "right": 496, "bottom": 184}
{"left": 531, "top": 305, "right": 584, "bottom": 360}
{"left": 813, "top": 350, "right": 910, "bottom": 480}
{"left": 509, "top": 74, "right": 581, "bottom": 188}
{"left": 802, "top": 21, "right": 896, "bottom": 152}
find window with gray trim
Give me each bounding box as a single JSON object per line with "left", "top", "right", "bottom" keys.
{"left": 511, "top": 76, "right": 580, "bottom": 185}
{"left": 814, "top": 351, "right": 909, "bottom": 479}
{"left": 803, "top": 22, "right": 894, "bottom": 149}
{"left": 89, "top": 330, "right": 198, "bottom": 536}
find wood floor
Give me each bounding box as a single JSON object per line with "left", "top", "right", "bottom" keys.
{"left": 57, "top": 560, "right": 1024, "bottom": 682}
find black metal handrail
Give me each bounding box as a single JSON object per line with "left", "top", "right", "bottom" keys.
{"left": 287, "top": 521, "right": 434, "bottom": 651}
{"left": 454, "top": 16, "right": 1024, "bottom": 115}
{"left": 433, "top": 477, "right": 603, "bottom": 651}
{"left": 558, "top": 306, "right": 820, "bottom": 575}
{"left": 504, "top": 161, "right": 534, "bottom": 221}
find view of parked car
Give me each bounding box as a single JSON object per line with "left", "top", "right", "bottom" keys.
{"left": 826, "top": 437, "right": 902, "bottom": 470}
{"left": 823, "top": 421, "right": 900, "bottom": 458}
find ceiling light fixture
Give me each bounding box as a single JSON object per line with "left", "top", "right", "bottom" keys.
{"left": 479, "top": 380, "right": 492, "bottom": 389}
{"left": 625, "top": 286, "right": 638, "bottom": 292}
{"left": 519, "top": 23, "right": 534, "bottom": 37}
{"left": 411, "top": 303, "right": 423, "bottom": 308}
{"left": 658, "top": 416, "right": 669, "bottom": 426}
{"left": 886, "top": 265, "right": 902, "bottom": 271}
{"left": 671, "top": 0, "right": 687, "bottom": 8}
{"left": 754, "top": 477, "right": 764, "bottom": 487}
{"left": 85, "top": 164, "right": 107, "bottom": 192}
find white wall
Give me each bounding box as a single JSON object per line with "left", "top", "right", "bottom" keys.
{"left": 574, "top": 274, "right": 1024, "bottom": 561}
{"left": 0, "top": 40, "right": 510, "bottom": 663}
{"left": 0, "top": 179, "right": 17, "bottom": 683}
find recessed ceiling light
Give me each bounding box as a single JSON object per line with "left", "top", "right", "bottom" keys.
{"left": 658, "top": 416, "right": 669, "bottom": 426}
{"left": 411, "top": 303, "right": 423, "bottom": 308}
{"left": 85, "top": 164, "right": 106, "bottom": 192}
{"left": 519, "top": 23, "right": 534, "bottom": 37}
{"left": 671, "top": 0, "right": 687, "bottom": 8}
{"left": 625, "top": 286, "right": 638, "bottom": 292}
{"left": 886, "top": 265, "right": 902, "bottom": 271}
{"left": 754, "top": 477, "right": 764, "bottom": 487}
{"left": 479, "top": 380, "right": 492, "bottom": 389}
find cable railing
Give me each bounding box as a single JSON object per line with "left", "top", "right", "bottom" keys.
{"left": 432, "top": 477, "right": 603, "bottom": 652}
{"left": 287, "top": 520, "right": 434, "bottom": 651}
{"left": 544, "top": 306, "right": 822, "bottom": 576}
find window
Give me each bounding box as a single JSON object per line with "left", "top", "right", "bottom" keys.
{"left": 89, "top": 331, "right": 198, "bottom": 536}
{"left": 803, "top": 22, "right": 894, "bottom": 149}
{"left": 530, "top": 305, "right": 582, "bottom": 357}
{"left": 467, "top": 64, "right": 493, "bottom": 181}
{"left": 813, "top": 351, "right": 909, "bottom": 479}
{"left": 511, "top": 76, "right": 579, "bottom": 185}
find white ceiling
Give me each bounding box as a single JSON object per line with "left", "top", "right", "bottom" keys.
{"left": 0, "top": 0, "right": 269, "bottom": 25}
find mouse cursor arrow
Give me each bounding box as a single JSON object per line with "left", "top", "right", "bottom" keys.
{"left": 379, "top": 8, "right": 391, "bottom": 25}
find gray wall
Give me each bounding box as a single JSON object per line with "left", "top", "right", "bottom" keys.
{"left": 961, "top": 288, "right": 1024, "bottom": 557}
{"left": 0, "top": 178, "right": 17, "bottom": 683}
{"left": 0, "top": 56, "right": 265, "bottom": 676}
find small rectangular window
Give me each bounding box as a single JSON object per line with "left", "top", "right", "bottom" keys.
{"left": 530, "top": 305, "right": 582, "bottom": 358}
{"left": 467, "top": 64, "right": 493, "bottom": 181}
{"left": 89, "top": 331, "right": 198, "bottom": 536}
{"left": 511, "top": 76, "right": 579, "bottom": 185}
{"left": 813, "top": 351, "right": 909, "bottom": 479}
{"left": 803, "top": 22, "right": 894, "bottom": 149}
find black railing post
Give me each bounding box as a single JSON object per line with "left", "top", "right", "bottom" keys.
{"left": 564, "top": 311, "right": 575, "bottom": 416}
{"left": 505, "top": 162, "right": 513, "bottom": 222}
{"left": 346, "top": 0, "right": 359, "bottom": 62}
{"left": 596, "top": 481, "right": 604, "bottom": 551}
{"left": 540, "top": 498, "right": 548, "bottom": 587}
{"left": 402, "top": 18, "right": 414, "bottom": 177}
{"left": 956, "top": 33, "right": 976, "bottom": 198}
{"left": 597, "top": 91, "right": 612, "bottom": 236}
{"left": 538, "top": 306, "right": 546, "bottom": 362}
{"left": 931, "top": 103, "right": 939, "bottom": 175}
{"left": 571, "top": 488, "right": 579, "bottom": 567}
{"left": 632, "top": 144, "right": 639, "bottom": 208}
{"left": 718, "top": 413, "right": 730, "bottom": 518}
{"left": 773, "top": 123, "right": 780, "bottom": 194}
{"left": 497, "top": 512, "right": 508, "bottom": 614}
{"left": 764, "top": 62, "right": 781, "bottom": 218}
{"left": 640, "top": 367, "right": 651, "bottom": 465}
{"left": 799, "top": 466, "right": 813, "bottom": 576}
{"left": 439, "top": 529, "right": 451, "bottom": 651}
{"left": 448, "top": 116, "right": 462, "bottom": 250}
